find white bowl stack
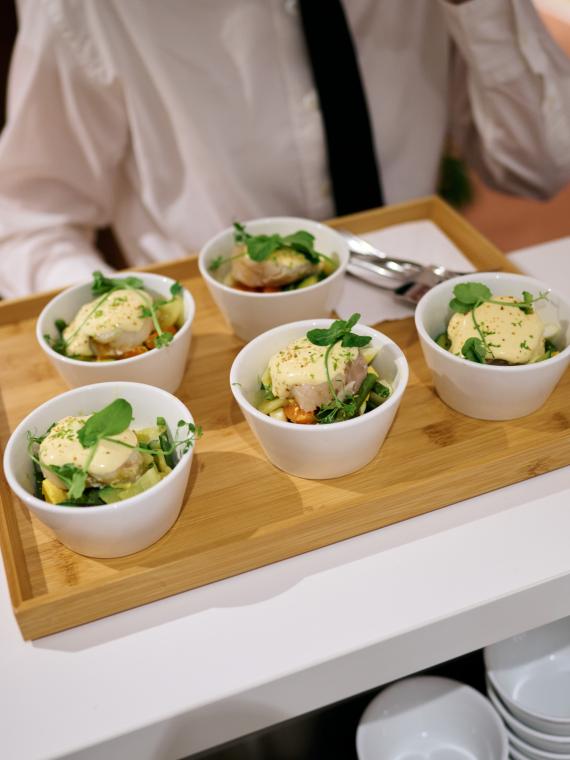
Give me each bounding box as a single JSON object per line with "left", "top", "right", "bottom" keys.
{"left": 356, "top": 675, "right": 508, "bottom": 760}
{"left": 484, "top": 617, "right": 570, "bottom": 760}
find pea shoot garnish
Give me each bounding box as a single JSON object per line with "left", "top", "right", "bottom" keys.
{"left": 91, "top": 272, "right": 146, "bottom": 296}
{"left": 306, "top": 313, "right": 372, "bottom": 423}
{"left": 140, "top": 281, "right": 183, "bottom": 348}
{"left": 446, "top": 282, "right": 549, "bottom": 363}
{"left": 209, "top": 222, "right": 333, "bottom": 272}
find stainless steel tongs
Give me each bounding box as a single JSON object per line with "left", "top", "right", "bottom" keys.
{"left": 338, "top": 229, "right": 469, "bottom": 305}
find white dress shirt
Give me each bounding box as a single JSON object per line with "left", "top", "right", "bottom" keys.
{"left": 0, "top": 0, "right": 569, "bottom": 297}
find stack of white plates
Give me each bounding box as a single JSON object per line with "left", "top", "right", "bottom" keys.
{"left": 356, "top": 675, "right": 508, "bottom": 759}
{"left": 484, "top": 616, "right": 570, "bottom": 760}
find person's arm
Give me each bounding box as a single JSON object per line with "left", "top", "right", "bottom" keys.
{"left": 439, "top": 0, "right": 570, "bottom": 199}
{"left": 0, "top": 1, "right": 128, "bottom": 298}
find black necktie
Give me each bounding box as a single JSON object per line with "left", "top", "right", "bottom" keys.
{"left": 298, "top": 0, "right": 384, "bottom": 216}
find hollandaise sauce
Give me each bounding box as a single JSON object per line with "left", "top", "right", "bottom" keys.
{"left": 446, "top": 296, "right": 554, "bottom": 364}
{"left": 268, "top": 338, "right": 358, "bottom": 399}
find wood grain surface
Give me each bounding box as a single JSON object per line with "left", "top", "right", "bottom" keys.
{"left": 0, "top": 197, "right": 567, "bottom": 640}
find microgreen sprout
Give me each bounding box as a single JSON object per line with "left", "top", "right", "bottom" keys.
{"left": 140, "top": 281, "right": 183, "bottom": 348}
{"left": 307, "top": 314, "right": 372, "bottom": 423}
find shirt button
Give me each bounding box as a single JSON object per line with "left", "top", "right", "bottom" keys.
{"left": 302, "top": 90, "right": 319, "bottom": 112}
{"left": 284, "top": 0, "right": 298, "bottom": 15}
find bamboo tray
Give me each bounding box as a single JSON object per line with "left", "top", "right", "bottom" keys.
{"left": 1, "top": 196, "right": 569, "bottom": 640}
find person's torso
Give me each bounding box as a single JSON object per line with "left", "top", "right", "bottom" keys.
{"left": 49, "top": 0, "right": 452, "bottom": 260}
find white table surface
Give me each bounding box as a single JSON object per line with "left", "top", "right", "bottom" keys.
{"left": 1, "top": 237, "right": 570, "bottom": 760}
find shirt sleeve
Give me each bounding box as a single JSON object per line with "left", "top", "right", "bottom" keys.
{"left": 0, "top": 0, "right": 127, "bottom": 298}
{"left": 439, "top": 0, "right": 570, "bottom": 199}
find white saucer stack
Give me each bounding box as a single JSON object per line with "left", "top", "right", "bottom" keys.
{"left": 484, "top": 616, "right": 570, "bottom": 760}
{"left": 356, "top": 675, "right": 508, "bottom": 759}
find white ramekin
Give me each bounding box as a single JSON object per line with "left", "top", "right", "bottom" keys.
{"left": 3, "top": 382, "right": 195, "bottom": 558}
{"left": 37, "top": 272, "right": 195, "bottom": 393}
{"left": 415, "top": 272, "right": 570, "bottom": 420}
{"left": 356, "top": 676, "right": 508, "bottom": 760}
{"left": 230, "top": 319, "right": 408, "bottom": 479}
{"left": 199, "top": 217, "right": 349, "bottom": 342}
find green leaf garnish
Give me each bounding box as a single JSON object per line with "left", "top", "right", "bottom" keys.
{"left": 77, "top": 399, "right": 133, "bottom": 449}
{"left": 451, "top": 282, "right": 492, "bottom": 309}
{"left": 461, "top": 337, "right": 487, "bottom": 363}
{"left": 307, "top": 313, "right": 371, "bottom": 348}
{"left": 46, "top": 463, "right": 88, "bottom": 500}
{"left": 519, "top": 291, "right": 535, "bottom": 315}
{"left": 435, "top": 332, "right": 451, "bottom": 350}
{"left": 235, "top": 222, "right": 322, "bottom": 265}
{"left": 91, "top": 271, "right": 144, "bottom": 296}
{"left": 209, "top": 223, "right": 335, "bottom": 276}
{"left": 44, "top": 319, "right": 68, "bottom": 355}
{"left": 448, "top": 299, "right": 472, "bottom": 315}
{"left": 247, "top": 234, "right": 284, "bottom": 262}
{"left": 139, "top": 283, "right": 181, "bottom": 349}
{"left": 155, "top": 331, "right": 174, "bottom": 348}
{"left": 306, "top": 314, "right": 373, "bottom": 424}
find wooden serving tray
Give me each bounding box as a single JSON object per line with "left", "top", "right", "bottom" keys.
{"left": 1, "top": 196, "right": 569, "bottom": 640}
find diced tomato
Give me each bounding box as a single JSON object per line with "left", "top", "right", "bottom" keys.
{"left": 117, "top": 346, "right": 148, "bottom": 359}
{"left": 284, "top": 400, "right": 316, "bottom": 425}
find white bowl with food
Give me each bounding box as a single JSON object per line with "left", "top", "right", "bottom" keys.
{"left": 3, "top": 382, "right": 198, "bottom": 557}
{"left": 356, "top": 676, "right": 508, "bottom": 760}
{"left": 415, "top": 272, "right": 570, "bottom": 420}
{"left": 487, "top": 680, "right": 570, "bottom": 754}
{"left": 485, "top": 616, "right": 570, "bottom": 736}
{"left": 37, "top": 271, "right": 195, "bottom": 392}
{"left": 199, "top": 217, "right": 349, "bottom": 341}
{"left": 230, "top": 315, "right": 408, "bottom": 479}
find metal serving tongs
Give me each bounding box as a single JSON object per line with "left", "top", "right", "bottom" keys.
{"left": 338, "top": 228, "right": 469, "bottom": 305}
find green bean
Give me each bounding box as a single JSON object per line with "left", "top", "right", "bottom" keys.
{"left": 351, "top": 373, "right": 378, "bottom": 418}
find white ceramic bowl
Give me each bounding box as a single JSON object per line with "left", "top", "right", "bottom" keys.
{"left": 356, "top": 676, "right": 508, "bottom": 760}
{"left": 487, "top": 681, "right": 570, "bottom": 754}
{"left": 508, "top": 728, "right": 570, "bottom": 760}
{"left": 510, "top": 747, "right": 534, "bottom": 760}
{"left": 3, "top": 382, "right": 195, "bottom": 558}
{"left": 199, "top": 217, "right": 349, "bottom": 341}
{"left": 230, "top": 319, "right": 408, "bottom": 479}
{"left": 414, "top": 272, "right": 570, "bottom": 420}
{"left": 37, "top": 272, "right": 196, "bottom": 393}
{"left": 485, "top": 617, "right": 570, "bottom": 736}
